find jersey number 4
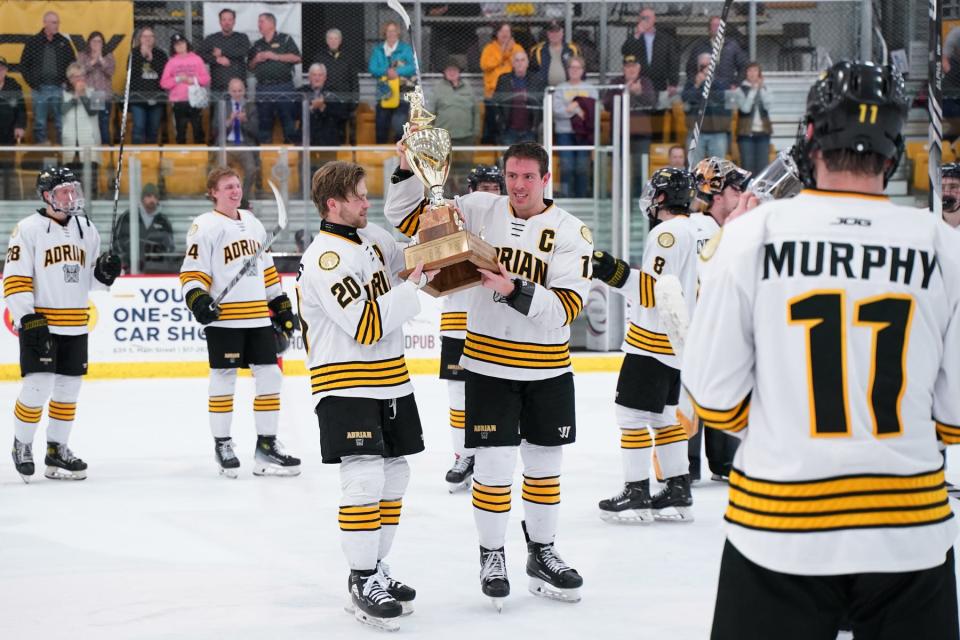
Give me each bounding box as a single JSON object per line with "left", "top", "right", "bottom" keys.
{"left": 788, "top": 291, "right": 914, "bottom": 439}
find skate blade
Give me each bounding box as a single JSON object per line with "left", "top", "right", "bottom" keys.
{"left": 345, "top": 601, "right": 413, "bottom": 618}
{"left": 653, "top": 506, "right": 694, "bottom": 523}
{"left": 253, "top": 463, "right": 301, "bottom": 477}
{"left": 17, "top": 472, "right": 32, "bottom": 484}
{"left": 44, "top": 466, "right": 86, "bottom": 481}
{"left": 219, "top": 467, "right": 239, "bottom": 479}
{"left": 447, "top": 475, "right": 472, "bottom": 493}
{"left": 528, "top": 577, "right": 581, "bottom": 603}
{"left": 351, "top": 607, "right": 400, "bottom": 632}
{"left": 599, "top": 508, "right": 653, "bottom": 525}
{"left": 489, "top": 596, "right": 506, "bottom": 612}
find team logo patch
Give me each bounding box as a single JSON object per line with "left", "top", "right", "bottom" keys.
{"left": 700, "top": 229, "right": 723, "bottom": 262}
{"left": 188, "top": 223, "right": 199, "bottom": 236}
{"left": 658, "top": 232, "right": 675, "bottom": 248}
{"left": 319, "top": 251, "right": 340, "bottom": 270}
{"left": 580, "top": 225, "right": 593, "bottom": 245}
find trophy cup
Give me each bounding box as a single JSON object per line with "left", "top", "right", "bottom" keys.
{"left": 397, "top": 89, "right": 498, "bottom": 297}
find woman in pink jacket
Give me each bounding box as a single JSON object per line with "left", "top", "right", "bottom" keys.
{"left": 160, "top": 32, "right": 210, "bottom": 143}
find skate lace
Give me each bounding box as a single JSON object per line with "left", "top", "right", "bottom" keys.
{"left": 217, "top": 440, "right": 237, "bottom": 462}
{"left": 539, "top": 545, "right": 572, "bottom": 574}
{"left": 362, "top": 572, "right": 395, "bottom": 605}
{"left": 15, "top": 441, "right": 33, "bottom": 463}
{"left": 480, "top": 550, "right": 506, "bottom": 581}
{"left": 377, "top": 561, "right": 398, "bottom": 588}
{"left": 610, "top": 484, "right": 631, "bottom": 501}
{"left": 57, "top": 445, "right": 79, "bottom": 463}
{"left": 451, "top": 455, "right": 471, "bottom": 474}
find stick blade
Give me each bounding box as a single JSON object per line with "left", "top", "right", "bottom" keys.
{"left": 267, "top": 180, "right": 288, "bottom": 230}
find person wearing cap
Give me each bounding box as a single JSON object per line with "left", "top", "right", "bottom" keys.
{"left": 0, "top": 56, "right": 26, "bottom": 199}
{"left": 115, "top": 183, "right": 175, "bottom": 274}
{"left": 160, "top": 33, "right": 210, "bottom": 144}
{"left": 603, "top": 54, "right": 656, "bottom": 196}
{"left": 528, "top": 20, "right": 581, "bottom": 87}
{"left": 20, "top": 11, "right": 76, "bottom": 143}
{"left": 433, "top": 55, "right": 480, "bottom": 192}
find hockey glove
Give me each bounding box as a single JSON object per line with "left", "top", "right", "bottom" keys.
{"left": 268, "top": 294, "right": 296, "bottom": 338}
{"left": 94, "top": 252, "right": 122, "bottom": 286}
{"left": 186, "top": 288, "right": 221, "bottom": 325}
{"left": 19, "top": 313, "right": 53, "bottom": 360}
{"left": 495, "top": 278, "right": 534, "bottom": 316}
{"left": 591, "top": 250, "right": 629, "bottom": 288}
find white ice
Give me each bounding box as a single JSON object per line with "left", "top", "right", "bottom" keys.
{"left": 0, "top": 373, "right": 956, "bottom": 639}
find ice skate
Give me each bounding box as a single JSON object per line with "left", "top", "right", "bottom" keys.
{"left": 445, "top": 454, "right": 474, "bottom": 493}
{"left": 652, "top": 474, "right": 694, "bottom": 522}
{"left": 523, "top": 522, "right": 582, "bottom": 603}
{"left": 346, "top": 569, "right": 402, "bottom": 631}
{"left": 598, "top": 480, "right": 653, "bottom": 524}
{"left": 214, "top": 437, "right": 240, "bottom": 478}
{"left": 377, "top": 561, "right": 415, "bottom": 615}
{"left": 253, "top": 436, "right": 301, "bottom": 477}
{"left": 11, "top": 438, "right": 34, "bottom": 483}
{"left": 44, "top": 442, "right": 87, "bottom": 480}
{"left": 479, "top": 546, "right": 510, "bottom": 611}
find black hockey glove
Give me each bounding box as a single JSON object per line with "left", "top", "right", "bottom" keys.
{"left": 591, "top": 250, "right": 629, "bottom": 288}
{"left": 494, "top": 278, "right": 534, "bottom": 316}
{"left": 268, "top": 294, "right": 296, "bottom": 338}
{"left": 186, "top": 288, "right": 221, "bottom": 325}
{"left": 94, "top": 252, "right": 122, "bottom": 286}
{"left": 19, "top": 313, "right": 53, "bottom": 360}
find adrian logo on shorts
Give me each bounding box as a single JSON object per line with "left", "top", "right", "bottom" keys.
{"left": 347, "top": 431, "right": 373, "bottom": 446}
{"left": 558, "top": 426, "right": 572, "bottom": 439}
{"left": 224, "top": 351, "right": 240, "bottom": 363}
{"left": 62, "top": 264, "right": 80, "bottom": 283}
{"left": 474, "top": 424, "right": 496, "bottom": 440}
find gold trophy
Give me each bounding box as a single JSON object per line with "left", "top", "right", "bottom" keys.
{"left": 397, "top": 89, "right": 498, "bottom": 297}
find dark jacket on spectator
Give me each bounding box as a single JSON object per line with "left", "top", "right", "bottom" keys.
{"left": 20, "top": 30, "right": 76, "bottom": 89}
{"left": 198, "top": 31, "right": 251, "bottom": 94}
{"left": 682, "top": 78, "right": 731, "bottom": 134}
{"left": 129, "top": 47, "right": 168, "bottom": 104}
{"left": 493, "top": 72, "right": 545, "bottom": 134}
{"left": 528, "top": 41, "right": 580, "bottom": 86}
{"left": 210, "top": 99, "right": 259, "bottom": 145}
{"left": 0, "top": 76, "right": 26, "bottom": 143}
{"left": 603, "top": 74, "right": 657, "bottom": 137}
{"left": 115, "top": 208, "right": 176, "bottom": 273}
{"left": 302, "top": 84, "right": 351, "bottom": 146}
{"left": 685, "top": 38, "right": 748, "bottom": 90}
{"left": 620, "top": 29, "right": 679, "bottom": 92}
{"left": 316, "top": 48, "right": 360, "bottom": 112}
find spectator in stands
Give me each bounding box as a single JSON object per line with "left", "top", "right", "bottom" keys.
{"left": 553, "top": 56, "right": 596, "bottom": 197}
{"left": 621, "top": 8, "right": 679, "bottom": 97}
{"left": 668, "top": 144, "right": 686, "bottom": 168}
{"left": 199, "top": 8, "right": 251, "bottom": 101}
{"left": 316, "top": 29, "right": 360, "bottom": 140}
{"left": 0, "top": 56, "right": 26, "bottom": 199}
{"left": 493, "top": 49, "right": 543, "bottom": 146}
{"left": 685, "top": 16, "right": 748, "bottom": 90}
{"left": 604, "top": 54, "right": 656, "bottom": 196}
{"left": 248, "top": 12, "right": 302, "bottom": 144}
{"left": 433, "top": 55, "right": 480, "bottom": 192}
{"left": 21, "top": 11, "right": 76, "bottom": 143}
{"left": 77, "top": 32, "right": 115, "bottom": 145}
{"left": 735, "top": 62, "right": 773, "bottom": 176}
{"left": 425, "top": 4, "right": 482, "bottom": 71}
{"left": 129, "top": 27, "right": 168, "bottom": 144}
{"left": 160, "top": 33, "right": 209, "bottom": 145}
{"left": 116, "top": 183, "right": 175, "bottom": 274}
{"left": 61, "top": 63, "right": 100, "bottom": 194}
{"left": 303, "top": 63, "right": 351, "bottom": 147}
{"left": 682, "top": 52, "right": 732, "bottom": 165}
{"left": 529, "top": 20, "right": 581, "bottom": 87}
{"left": 369, "top": 21, "right": 416, "bottom": 144}
{"left": 211, "top": 78, "right": 260, "bottom": 197}
{"left": 480, "top": 22, "right": 524, "bottom": 143}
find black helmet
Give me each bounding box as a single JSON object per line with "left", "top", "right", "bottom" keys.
{"left": 36, "top": 166, "right": 86, "bottom": 215}
{"left": 794, "top": 60, "right": 908, "bottom": 188}
{"left": 640, "top": 167, "right": 696, "bottom": 218}
{"left": 943, "top": 163, "right": 960, "bottom": 180}
{"left": 467, "top": 164, "right": 505, "bottom": 194}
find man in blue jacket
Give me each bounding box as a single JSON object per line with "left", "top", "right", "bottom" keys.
{"left": 368, "top": 21, "right": 416, "bottom": 143}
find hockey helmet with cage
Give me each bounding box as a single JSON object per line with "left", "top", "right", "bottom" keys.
{"left": 467, "top": 164, "right": 505, "bottom": 194}
{"left": 36, "top": 166, "right": 86, "bottom": 216}
{"left": 793, "top": 60, "right": 908, "bottom": 188}
{"left": 639, "top": 167, "right": 696, "bottom": 227}
{"left": 943, "top": 162, "right": 960, "bottom": 181}
{"left": 693, "top": 157, "right": 752, "bottom": 204}
{"left": 943, "top": 163, "right": 960, "bottom": 213}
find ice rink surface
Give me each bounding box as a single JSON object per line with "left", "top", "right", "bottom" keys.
{"left": 0, "top": 372, "right": 957, "bottom": 639}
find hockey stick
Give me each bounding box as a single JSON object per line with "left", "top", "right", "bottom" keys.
{"left": 386, "top": 0, "right": 425, "bottom": 105}
{"left": 929, "top": 0, "right": 943, "bottom": 215}
{"left": 109, "top": 49, "right": 134, "bottom": 255}
{"left": 210, "top": 180, "right": 288, "bottom": 309}
{"left": 687, "top": 0, "right": 736, "bottom": 170}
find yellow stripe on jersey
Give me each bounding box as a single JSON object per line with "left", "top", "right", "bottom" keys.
{"left": 34, "top": 307, "right": 89, "bottom": 327}
{"left": 440, "top": 312, "right": 468, "bottom": 332}
{"left": 472, "top": 481, "right": 511, "bottom": 513}
{"left": 338, "top": 504, "right": 381, "bottom": 531}
{"left": 310, "top": 356, "right": 410, "bottom": 394}
{"left": 552, "top": 288, "right": 584, "bottom": 326}
{"left": 3, "top": 275, "right": 33, "bottom": 297}
{"left": 620, "top": 427, "right": 652, "bottom": 449}
{"left": 47, "top": 400, "right": 77, "bottom": 422}
{"left": 354, "top": 301, "right": 383, "bottom": 345}
{"left": 179, "top": 270, "right": 213, "bottom": 289}
{"left": 379, "top": 499, "right": 402, "bottom": 525}
{"left": 253, "top": 393, "right": 280, "bottom": 412}
{"left": 725, "top": 467, "right": 952, "bottom": 533}
{"left": 218, "top": 300, "right": 270, "bottom": 320}
{"left": 653, "top": 424, "right": 687, "bottom": 446}
{"left": 935, "top": 419, "right": 960, "bottom": 445}
{"left": 208, "top": 395, "right": 234, "bottom": 413}
{"left": 463, "top": 331, "right": 571, "bottom": 369}
{"left": 625, "top": 324, "right": 674, "bottom": 356}
{"left": 638, "top": 271, "right": 656, "bottom": 308}
{"left": 522, "top": 475, "right": 560, "bottom": 505}
{"left": 690, "top": 392, "right": 751, "bottom": 433}
{"left": 13, "top": 400, "right": 42, "bottom": 424}
{"left": 396, "top": 199, "right": 427, "bottom": 237}
{"left": 263, "top": 266, "right": 280, "bottom": 288}
{"left": 449, "top": 408, "right": 465, "bottom": 429}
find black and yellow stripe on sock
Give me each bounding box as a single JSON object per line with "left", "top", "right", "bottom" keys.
{"left": 208, "top": 395, "right": 234, "bottom": 413}
{"left": 339, "top": 503, "right": 381, "bottom": 531}
{"left": 472, "top": 482, "right": 511, "bottom": 513}
{"left": 449, "top": 408, "right": 465, "bottom": 429}
{"left": 620, "top": 427, "right": 652, "bottom": 449}
{"left": 253, "top": 393, "right": 280, "bottom": 412}
{"left": 654, "top": 424, "right": 688, "bottom": 447}
{"left": 13, "top": 400, "right": 42, "bottom": 424}
{"left": 522, "top": 475, "right": 560, "bottom": 505}
{"left": 380, "top": 499, "right": 402, "bottom": 526}
{"left": 47, "top": 400, "right": 77, "bottom": 422}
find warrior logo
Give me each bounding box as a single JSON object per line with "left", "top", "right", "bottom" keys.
{"left": 62, "top": 264, "right": 80, "bottom": 283}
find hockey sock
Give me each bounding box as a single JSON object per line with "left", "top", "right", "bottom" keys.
{"left": 13, "top": 372, "right": 54, "bottom": 444}
{"left": 378, "top": 456, "right": 410, "bottom": 560}
{"left": 447, "top": 380, "right": 469, "bottom": 459}
{"left": 46, "top": 374, "right": 81, "bottom": 444}
{"left": 652, "top": 424, "right": 690, "bottom": 479}
{"left": 208, "top": 368, "right": 237, "bottom": 439}
{"left": 620, "top": 428, "right": 653, "bottom": 482}
{"left": 339, "top": 455, "right": 385, "bottom": 571}
{"left": 520, "top": 441, "right": 562, "bottom": 545}
{"left": 472, "top": 446, "right": 517, "bottom": 550}
{"left": 251, "top": 364, "right": 282, "bottom": 437}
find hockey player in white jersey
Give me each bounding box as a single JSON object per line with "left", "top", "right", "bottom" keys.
{"left": 4, "top": 167, "right": 121, "bottom": 481}
{"left": 684, "top": 61, "right": 960, "bottom": 639}
{"left": 386, "top": 142, "right": 590, "bottom": 608}
{"left": 943, "top": 163, "right": 960, "bottom": 228}
{"left": 592, "top": 167, "right": 715, "bottom": 523}
{"left": 297, "top": 161, "right": 436, "bottom": 631}
{"left": 180, "top": 167, "right": 299, "bottom": 478}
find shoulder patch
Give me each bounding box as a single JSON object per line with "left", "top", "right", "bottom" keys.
{"left": 580, "top": 225, "right": 593, "bottom": 245}
{"left": 10, "top": 224, "right": 18, "bottom": 239}
{"left": 188, "top": 223, "right": 199, "bottom": 236}
{"left": 700, "top": 229, "right": 723, "bottom": 262}
{"left": 657, "top": 232, "right": 675, "bottom": 248}
{"left": 319, "top": 251, "right": 340, "bottom": 270}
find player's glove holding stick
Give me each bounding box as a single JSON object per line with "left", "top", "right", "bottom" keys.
{"left": 186, "top": 288, "right": 221, "bottom": 325}
{"left": 19, "top": 313, "right": 53, "bottom": 360}
{"left": 94, "top": 252, "right": 122, "bottom": 286}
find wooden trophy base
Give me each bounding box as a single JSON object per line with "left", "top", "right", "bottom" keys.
{"left": 399, "top": 229, "right": 499, "bottom": 297}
